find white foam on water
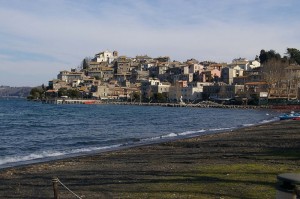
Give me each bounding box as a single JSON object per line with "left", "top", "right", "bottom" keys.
{"left": 0, "top": 151, "right": 66, "bottom": 166}
{"left": 179, "top": 129, "right": 206, "bottom": 136}
{"left": 0, "top": 116, "right": 279, "bottom": 168}
{"left": 161, "top": 133, "right": 178, "bottom": 138}
{"left": 141, "top": 136, "right": 161, "bottom": 142}
{"left": 0, "top": 144, "right": 122, "bottom": 166}
{"left": 243, "top": 123, "right": 255, "bottom": 127}
{"left": 208, "top": 127, "right": 234, "bottom": 132}
{"left": 259, "top": 117, "right": 279, "bottom": 124}
{"left": 70, "top": 144, "right": 121, "bottom": 153}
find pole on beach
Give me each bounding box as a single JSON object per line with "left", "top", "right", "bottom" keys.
{"left": 52, "top": 177, "right": 59, "bottom": 199}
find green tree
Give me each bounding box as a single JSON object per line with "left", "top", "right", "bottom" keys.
{"left": 82, "top": 57, "right": 90, "bottom": 70}
{"left": 153, "top": 93, "right": 167, "bottom": 103}
{"left": 28, "top": 87, "right": 44, "bottom": 100}
{"left": 259, "top": 49, "right": 281, "bottom": 64}
{"left": 67, "top": 89, "right": 81, "bottom": 98}
{"left": 286, "top": 48, "right": 300, "bottom": 65}
{"left": 131, "top": 91, "right": 141, "bottom": 102}
{"left": 58, "top": 88, "right": 68, "bottom": 97}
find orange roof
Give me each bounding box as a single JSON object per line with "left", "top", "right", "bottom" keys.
{"left": 245, "top": 82, "right": 267, "bottom": 85}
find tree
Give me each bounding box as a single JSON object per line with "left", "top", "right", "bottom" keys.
{"left": 259, "top": 49, "right": 281, "bottom": 64}
{"left": 286, "top": 48, "right": 300, "bottom": 65}
{"left": 67, "top": 89, "right": 81, "bottom": 98}
{"left": 77, "top": 57, "right": 92, "bottom": 71}
{"left": 259, "top": 50, "right": 267, "bottom": 64}
{"left": 82, "top": 57, "right": 90, "bottom": 70}
{"left": 28, "top": 87, "right": 44, "bottom": 100}
{"left": 153, "top": 93, "right": 167, "bottom": 103}
{"left": 132, "top": 91, "right": 141, "bottom": 102}
{"left": 58, "top": 88, "right": 68, "bottom": 97}
{"left": 261, "top": 58, "right": 288, "bottom": 98}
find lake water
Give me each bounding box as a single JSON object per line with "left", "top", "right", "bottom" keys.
{"left": 0, "top": 99, "right": 279, "bottom": 169}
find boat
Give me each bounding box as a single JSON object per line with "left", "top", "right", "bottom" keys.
{"left": 279, "top": 111, "right": 300, "bottom": 120}
{"left": 83, "top": 100, "right": 96, "bottom": 105}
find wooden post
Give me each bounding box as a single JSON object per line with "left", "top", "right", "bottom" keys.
{"left": 52, "top": 177, "right": 59, "bottom": 199}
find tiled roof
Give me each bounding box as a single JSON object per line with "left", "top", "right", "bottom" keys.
{"left": 245, "top": 82, "right": 267, "bottom": 85}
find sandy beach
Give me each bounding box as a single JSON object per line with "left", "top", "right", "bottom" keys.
{"left": 0, "top": 119, "right": 299, "bottom": 199}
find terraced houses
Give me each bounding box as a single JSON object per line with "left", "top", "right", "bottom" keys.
{"left": 46, "top": 50, "right": 300, "bottom": 105}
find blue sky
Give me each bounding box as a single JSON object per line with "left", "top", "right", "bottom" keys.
{"left": 0, "top": 0, "right": 299, "bottom": 86}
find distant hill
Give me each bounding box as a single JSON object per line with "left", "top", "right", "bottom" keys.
{"left": 0, "top": 86, "right": 32, "bottom": 98}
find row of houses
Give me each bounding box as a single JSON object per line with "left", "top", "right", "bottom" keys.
{"left": 46, "top": 50, "right": 300, "bottom": 104}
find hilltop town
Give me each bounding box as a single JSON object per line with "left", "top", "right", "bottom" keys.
{"left": 29, "top": 48, "right": 300, "bottom": 105}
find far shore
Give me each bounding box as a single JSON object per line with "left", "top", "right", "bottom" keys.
{"left": 39, "top": 97, "right": 300, "bottom": 111}
{"left": 0, "top": 119, "right": 299, "bottom": 198}
{"left": 36, "top": 97, "right": 300, "bottom": 112}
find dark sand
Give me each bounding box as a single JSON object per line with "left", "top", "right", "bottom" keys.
{"left": 0, "top": 120, "right": 300, "bottom": 199}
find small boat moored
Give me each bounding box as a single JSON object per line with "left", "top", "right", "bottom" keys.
{"left": 279, "top": 111, "right": 300, "bottom": 120}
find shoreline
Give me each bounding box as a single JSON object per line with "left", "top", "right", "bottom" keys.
{"left": 0, "top": 116, "right": 278, "bottom": 171}
{"left": 40, "top": 98, "right": 300, "bottom": 111}
{"left": 1, "top": 119, "right": 299, "bottom": 198}
{"left": 42, "top": 98, "right": 270, "bottom": 109}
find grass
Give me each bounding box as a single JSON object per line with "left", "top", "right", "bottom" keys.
{"left": 113, "top": 163, "right": 300, "bottom": 199}
{"left": 1, "top": 120, "right": 300, "bottom": 199}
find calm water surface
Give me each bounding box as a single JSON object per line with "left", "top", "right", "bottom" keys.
{"left": 0, "top": 99, "right": 279, "bottom": 168}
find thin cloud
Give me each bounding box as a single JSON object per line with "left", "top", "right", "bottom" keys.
{"left": 0, "top": 0, "right": 299, "bottom": 86}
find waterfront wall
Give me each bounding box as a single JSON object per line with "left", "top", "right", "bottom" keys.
{"left": 43, "top": 99, "right": 271, "bottom": 109}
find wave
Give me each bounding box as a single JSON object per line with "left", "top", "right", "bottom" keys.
{"left": 242, "top": 123, "right": 255, "bottom": 127}
{"left": 0, "top": 117, "right": 277, "bottom": 168}
{"left": 259, "top": 117, "right": 279, "bottom": 124}
{"left": 161, "top": 133, "right": 178, "bottom": 138}
{"left": 0, "top": 144, "right": 122, "bottom": 167}
{"left": 234, "top": 117, "right": 278, "bottom": 128}
{"left": 0, "top": 151, "right": 66, "bottom": 166}
{"left": 206, "top": 127, "right": 234, "bottom": 132}
{"left": 178, "top": 129, "right": 206, "bottom": 136}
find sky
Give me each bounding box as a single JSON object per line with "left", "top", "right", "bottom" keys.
{"left": 0, "top": 0, "right": 299, "bottom": 87}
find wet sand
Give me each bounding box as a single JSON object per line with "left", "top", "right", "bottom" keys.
{"left": 0, "top": 120, "right": 300, "bottom": 199}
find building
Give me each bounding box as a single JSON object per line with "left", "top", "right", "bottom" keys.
{"left": 94, "top": 50, "right": 116, "bottom": 63}
{"left": 249, "top": 60, "right": 261, "bottom": 70}
{"left": 87, "top": 66, "right": 114, "bottom": 81}
{"left": 57, "top": 70, "right": 85, "bottom": 84}
{"left": 48, "top": 79, "right": 69, "bottom": 91}
{"left": 203, "top": 84, "right": 245, "bottom": 100}
{"left": 168, "top": 80, "right": 188, "bottom": 102}
{"left": 227, "top": 58, "right": 250, "bottom": 71}
{"left": 181, "top": 82, "right": 212, "bottom": 102}
{"left": 221, "top": 67, "right": 244, "bottom": 85}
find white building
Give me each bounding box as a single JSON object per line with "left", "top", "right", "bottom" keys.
{"left": 249, "top": 60, "right": 261, "bottom": 69}
{"left": 228, "top": 58, "right": 250, "bottom": 71}
{"left": 94, "top": 50, "right": 116, "bottom": 63}
{"left": 189, "top": 63, "right": 203, "bottom": 73}
{"left": 168, "top": 81, "right": 211, "bottom": 102}
{"left": 57, "top": 71, "right": 85, "bottom": 84}
{"left": 221, "top": 67, "right": 244, "bottom": 85}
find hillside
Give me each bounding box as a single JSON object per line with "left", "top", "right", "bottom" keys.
{"left": 0, "top": 86, "right": 32, "bottom": 98}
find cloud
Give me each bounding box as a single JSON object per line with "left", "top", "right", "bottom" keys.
{"left": 0, "top": 0, "right": 299, "bottom": 86}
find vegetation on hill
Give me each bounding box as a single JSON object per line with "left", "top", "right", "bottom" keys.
{"left": 258, "top": 48, "right": 300, "bottom": 65}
